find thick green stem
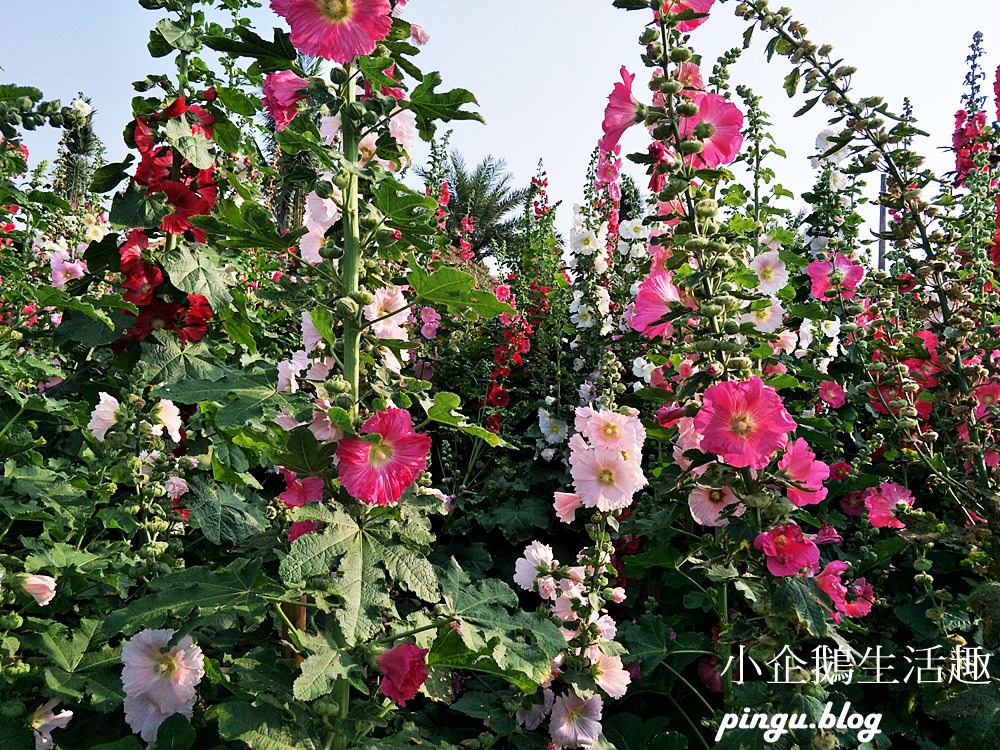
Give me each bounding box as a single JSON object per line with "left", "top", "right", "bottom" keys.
{"left": 341, "top": 66, "right": 362, "bottom": 419}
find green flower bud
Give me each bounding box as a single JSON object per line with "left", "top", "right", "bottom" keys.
{"left": 319, "top": 243, "right": 342, "bottom": 260}
{"left": 678, "top": 139, "right": 704, "bottom": 155}
{"left": 0, "top": 613, "right": 24, "bottom": 629}
{"left": 0, "top": 700, "right": 25, "bottom": 719}
{"left": 676, "top": 100, "right": 699, "bottom": 118}
{"left": 669, "top": 47, "right": 693, "bottom": 63}
{"left": 334, "top": 297, "right": 360, "bottom": 317}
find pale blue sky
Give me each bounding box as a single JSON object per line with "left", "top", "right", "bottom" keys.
{"left": 2, "top": 1, "right": 998, "bottom": 235}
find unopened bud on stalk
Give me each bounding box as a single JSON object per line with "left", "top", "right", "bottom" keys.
{"left": 676, "top": 100, "right": 699, "bottom": 117}
{"left": 695, "top": 199, "right": 718, "bottom": 218}
{"left": 669, "top": 47, "right": 693, "bottom": 63}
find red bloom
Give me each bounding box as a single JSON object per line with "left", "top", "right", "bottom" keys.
{"left": 179, "top": 294, "right": 213, "bottom": 344}
{"left": 754, "top": 522, "right": 820, "bottom": 577}
{"left": 335, "top": 408, "right": 431, "bottom": 505}
{"left": 123, "top": 262, "right": 164, "bottom": 307}
{"left": 377, "top": 642, "right": 428, "bottom": 707}
{"left": 599, "top": 67, "right": 641, "bottom": 154}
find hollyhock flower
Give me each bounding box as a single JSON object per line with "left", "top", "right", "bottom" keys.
{"left": 748, "top": 250, "right": 788, "bottom": 295}
{"left": 302, "top": 310, "right": 323, "bottom": 352}
{"left": 688, "top": 485, "right": 745, "bottom": 527}
{"left": 570, "top": 445, "right": 647, "bottom": 512}
{"left": 87, "top": 392, "right": 121, "bottom": 442}
{"left": 539, "top": 409, "right": 569, "bottom": 444}
{"left": 694, "top": 377, "right": 796, "bottom": 469}
{"left": 278, "top": 466, "right": 324, "bottom": 508}
{"left": 410, "top": 22, "right": 429, "bottom": 46}
{"left": 630, "top": 271, "right": 681, "bottom": 340}
{"left": 863, "top": 482, "right": 914, "bottom": 529}
{"left": 363, "top": 286, "right": 409, "bottom": 340}
{"left": 514, "top": 540, "right": 557, "bottom": 591}
{"left": 21, "top": 574, "right": 57, "bottom": 606}
{"left": 121, "top": 629, "right": 205, "bottom": 744}
{"left": 277, "top": 350, "right": 310, "bottom": 393}
{"left": 815, "top": 560, "right": 849, "bottom": 621}
{"left": 593, "top": 652, "right": 631, "bottom": 699}
{"left": 336, "top": 408, "right": 431, "bottom": 505}
{"left": 31, "top": 699, "right": 73, "bottom": 750}
{"left": 152, "top": 399, "right": 183, "bottom": 443}
{"left": 574, "top": 406, "right": 645, "bottom": 453}
{"left": 777, "top": 438, "right": 829, "bottom": 507}
{"left": 818, "top": 380, "right": 846, "bottom": 408}
{"left": 739, "top": 299, "right": 785, "bottom": 332}
{"left": 698, "top": 656, "right": 723, "bottom": 693}
{"left": 676, "top": 61, "right": 705, "bottom": 96}
{"left": 554, "top": 492, "right": 583, "bottom": 524}
{"left": 516, "top": 688, "right": 555, "bottom": 731}
{"left": 658, "top": 0, "right": 716, "bottom": 32}
{"left": 288, "top": 520, "right": 320, "bottom": 541}
{"left": 50, "top": 248, "right": 87, "bottom": 289}
{"left": 549, "top": 693, "right": 603, "bottom": 749}
{"left": 262, "top": 70, "right": 308, "bottom": 131}
{"left": 599, "top": 67, "right": 642, "bottom": 154}
{"left": 843, "top": 577, "right": 875, "bottom": 618}
{"left": 165, "top": 476, "right": 189, "bottom": 501}
{"left": 271, "top": 0, "right": 393, "bottom": 64}
{"left": 677, "top": 92, "right": 744, "bottom": 168}
{"left": 754, "top": 522, "right": 820, "bottom": 576}
{"left": 807, "top": 253, "right": 865, "bottom": 301}
{"left": 377, "top": 642, "right": 428, "bottom": 706}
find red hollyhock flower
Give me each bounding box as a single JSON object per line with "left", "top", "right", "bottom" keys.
{"left": 754, "top": 522, "right": 820, "bottom": 577}
{"left": 123, "top": 262, "right": 164, "bottom": 307}
{"left": 377, "top": 642, "right": 428, "bottom": 706}
{"left": 335, "top": 408, "right": 431, "bottom": 505}
{"left": 179, "top": 294, "right": 212, "bottom": 343}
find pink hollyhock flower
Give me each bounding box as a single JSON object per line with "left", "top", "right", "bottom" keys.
{"left": 574, "top": 406, "right": 645, "bottom": 454}
{"left": 570, "top": 444, "right": 647, "bottom": 512}
{"left": 377, "top": 642, "right": 428, "bottom": 706}
{"left": 152, "top": 399, "right": 183, "bottom": 443}
{"left": 863, "top": 481, "right": 914, "bottom": 529}
{"left": 829, "top": 462, "right": 852, "bottom": 481}
{"left": 50, "top": 248, "right": 87, "bottom": 289}
{"left": 676, "top": 61, "right": 704, "bottom": 97}
{"left": 363, "top": 286, "right": 409, "bottom": 340}
{"left": 516, "top": 688, "right": 555, "bottom": 731}
{"left": 777, "top": 438, "right": 829, "bottom": 507}
{"left": 549, "top": 693, "right": 603, "bottom": 749}
{"left": 164, "top": 476, "right": 190, "bottom": 501}
{"left": 754, "top": 522, "right": 820, "bottom": 576}
{"left": 261, "top": 70, "right": 308, "bottom": 131}
{"left": 271, "top": 0, "right": 393, "bottom": 64}
{"left": 554, "top": 491, "right": 584, "bottom": 524}
{"left": 658, "top": 0, "right": 716, "bottom": 32}
{"left": 813, "top": 523, "right": 842, "bottom": 545}
{"left": 630, "top": 271, "right": 681, "bottom": 340}
{"left": 87, "top": 392, "right": 120, "bottom": 442}
{"left": 302, "top": 310, "right": 323, "bottom": 352}
{"left": 121, "top": 629, "right": 205, "bottom": 744}
{"left": 336, "top": 408, "right": 431, "bottom": 505}
{"left": 677, "top": 92, "right": 744, "bottom": 168}
{"left": 310, "top": 399, "right": 345, "bottom": 443}
{"left": 593, "top": 652, "right": 631, "bottom": 699}
{"left": 599, "top": 67, "right": 642, "bottom": 154}
{"left": 694, "top": 377, "right": 797, "bottom": 469}
{"left": 277, "top": 350, "right": 309, "bottom": 393}
{"left": 30, "top": 699, "right": 73, "bottom": 750}
{"left": 22, "top": 574, "right": 57, "bottom": 606}
{"left": 688, "top": 485, "right": 745, "bottom": 527}
{"left": 807, "top": 253, "right": 865, "bottom": 300}
{"left": 410, "top": 23, "right": 429, "bottom": 46}
{"left": 288, "top": 520, "right": 320, "bottom": 541}
{"left": 514, "top": 540, "right": 557, "bottom": 591}
{"left": 818, "top": 380, "right": 846, "bottom": 408}
{"left": 672, "top": 416, "right": 705, "bottom": 470}
{"left": 815, "top": 560, "right": 849, "bottom": 622}
{"left": 843, "top": 577, "right": 875, "bottom": 618}
{"left": 748, "top": 250, "right": 788, "bottom": 295}
{"left": 277, "top": 466, "right": 324, "bottom": 508}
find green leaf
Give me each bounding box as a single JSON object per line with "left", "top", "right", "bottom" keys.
{"left": 404, "top": 71, "right": 484, "bottom": 141}
{"left": 203, "top": 27, "right": 297, "bottom": 70}
{"left": 162, "top": 242, "right": 234, "bottom": 309}
{"left": 419, "top": 391, "right": 511, "bottom": 448}
{"left": 36, "top": 618, "right": 103, "bottom": 673}
{"left": 293, "top": 632, "right": 367, "bottom": 700}
{"left": 766, "top": 577, "right": 829, "bottom": 637}
{"left": 217, "top": 86, "right": 262, "bottom": 117}
{"left": 90, "top": 155, "right": 135, "bottom": 193}
{"left": 92, "top": 739, "right": 144, "bottom": 750}
{"left": 156, "top": 18, "right": 199, "bottom": 51}
{"left": 185, "top": 479, "right": 267, "bottom": 545}
{"left": 108, "top": 182, "right": 170, "bottom": 229}
{"left": 189, "top": 198, "right": 300, "bottom": 251}
{"left": 156, "top": 713, "right": 196, "bottom": 750}
{"left": 216, "top": 701, "right": 319, "bottom": 750}
{"left": 163, "top": 118, "right": 215, "bottom": 170}
{"left": 137, "top": 332, "right": 231, "bottom": 387}
{"left": 407, "top": 261, "right": 514, "bottom": 320}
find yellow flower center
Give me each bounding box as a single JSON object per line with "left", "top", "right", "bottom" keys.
{"left": 157, "top": 654, "right": 177, "bottom": 677}
{"left": 730, "top": 412, "right": 754, "bottom": 437}
{"left": 752, "top": 309, "right": 770, "bottom": 322}
{"left": 708, "top": 489, "right": 726, "bottom": 504}
{"left": 600, "top": 422, "right": 619, "bottom": 439}
{"left": 760, "top": 265, "right": 774, "bottom": 281}
{"left": 317, "top": 0, "right": 352, "bottom": 23}
{"left": 368, "top": 441, "right": 394, "bottom": 468}
{"left": 597, "top": 469, "right": 615, "bottom": 486}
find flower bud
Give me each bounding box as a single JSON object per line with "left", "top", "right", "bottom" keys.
{"left": 676, "top": 100, "right": 699, "bottom": 118}
{"left": 669, "top": 47, "right": 693, "bottom": 63}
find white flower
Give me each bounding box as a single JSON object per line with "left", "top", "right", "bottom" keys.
{"left": 31, "top": 699, "right": 73, "bottom": 750}
{"left": 71, "top": 98, "right": 92, "bottom": 117}
{"left": 165, "top": 476, "right": 189, "bottom": 501}
{"left": 811, "top": 127, "right": 850, "bottom": 168}
{"left": 619, "top": 218, "right": 645, "bottom": 241}
{"left": 152, "top": 399, "right": 183, "bottom": 443}
{"left": 593, "top": 251, "right": 609, "bottom": 275}
{"left": 739, "top": 299, "right": 785, "bottom": 333}
{"left": 571, "top": 305, "right": 596, "bottom": 329}
{"left": 572, "top": 229, "right": 600, "bottom": 256}
{"left": 820, "top": 317, "right": 841, "bottom": 339}
{"left": 748, "top": 251, "right": 789, "bottom": 295}
{"left": 829, "top": 169, "right": 848, "bottom": 191}
{"left": 540, "top": 448, "right": 556, "bottom": 461}
{"left": 87, "top": 393, "right": 120, "bottom": 442}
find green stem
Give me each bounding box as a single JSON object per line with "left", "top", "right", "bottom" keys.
{"left": 0, "top": 404, "right": 26, "bottom": 441}
{"left": 375, "top": 620, "right": 449, "bottom": 644}
{"left": 341, "top": 64, "right": 362, "bottom": 420}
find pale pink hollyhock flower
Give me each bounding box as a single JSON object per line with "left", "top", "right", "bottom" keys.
{"left": 570, "top": 446, "right": 647, "bottom": 512}
{"left": 377, "top": 642, "right": 428, "bottom": 707}
{"left": 410, "top": 22, "right": 429, "bottom": 45}
{"left": 302, "top": 310, "right": 322, "bottom": 352}
{"left": 818, "top": 380, "right": 846, "bottom": 408}
{"left": 514, "top": 540, "right": 557, "bottom": 591}
{"left": 336, "top": 408, "right": 431, "bottom": 505}
{"left": 676, "top": 61, "right": 704, "bottom": 96}
{"left": 87, "top": 392, "right": 120, "bottom": 442}
{"left": 310, "top": 399, "right": 344, "bottom": 443}
{"left": 121, "top": 628, "right": 204, "bottom": 743}
{"left": 739, "top": 299, "right": 785, "bottom": 333}
{"left": 610, "top": 587, "right": 626, "bottom": 603}
{"left": 672, "top": 416, "right": 705, "bottom": 470}
{"left": 30, "top": 699, "right": 73, "bottom": 750}
{"left": 630, "top": 271, "right": 681, "bottom": 340}
{"left": 549, "top": 693, "right": 603, "bottom": 749}
{"left": 274, "top": 407, "right": 305, "bottom": 431}
{"left": 688, "top": 485, "right": 745, "bottom": 527}
{"left": 777, "top": 438, "right": 829, "bottom": 507}
{"left": 593, "top": 613, "right": 618, "bottom": 639}
{"left": 753, "top": 522, "right": 820, "bottom": 577}
{"left": 593, "top": 652, "right": 631, "bottom": 699}
{"left": 774, "top": 329, "right": 798, "bottom": 355}
{"left": 50, "top": 248, "right": 87, "bottom": 289}
{"left": 22, "top": 574, "right": 57, "bottom": 606}
{"left": 677, "top": 92, "right": 744, "bottom": 169}
{"left": 575, "top": 406, "right": 646, "bottom": 454}
{"left": 658, "top": 0, "right": 716, "bottom": 31}
{"left": 305, "top": 355, "right": 335, "bottom": 383}
{"left": 261, "top": 70, "right": 308, "bottom": 131}
{"left": 537, "top": 575, "right": 558, "bottom": 601}
{"left": 277, "top": 350, "right": 309, "bottom": 393}
{"left": 693, "top": 377, "right": 796, "bottom": 469}
{"left": 164, "top": 476, "right": 189, "bottom": 501}
{"left": 387, "top": 108, "right": 416, "bottom": 167}
{"left": 807, "top": 253, "right": 865, "bottom": 300}
{"left": 748, "top": 250, "right": 789, "bottom": 295}
{"left": 516, "top": 688, "right": 554, "bottom": 731}
{"left": 599, "top": 66, "right": 641, "bottom": 154}
{"left": 152, "top": 399, "right": 183, "bottom": 443}
{"left": 554, "top": 492, "right": 584, "bottom": 524}
{"left": 270, "top": 0, "right": 393, "bottom": 64}
{"left": 363, "top": 286, "right": 409, "bottom": 340}
{"left": 863, "top": 482, "right": 914, "bottom": 529}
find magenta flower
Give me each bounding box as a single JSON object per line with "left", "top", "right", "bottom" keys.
{"left": 777, "top": 438, "right": 829, "bottom": 507}
{"left": 658, "top": 0, "right": 717, "bottom": 32}
{"left": 807, "top": 253, "right": 865, "bottom": 300}
{"left": 754, "top": 522, "right": 820, "bottom": 576}
{"left": 818, "top": 380, "right": 846, "bottom": 408}
{"left": 863, "top": 482, "right": 914, "bottom": 529}
{"left": 816, "top": 560, "right": 874, "bottom": 621}
{"left": 549, "top": 692, "right": 604, "bottom": 749}
{"left": 677, "top": 92, "right": 744, "bottom": 168}
{"left": 599, "top": 67, "right": 642, "bottom": 154}
{"left": 377, "top": 642, "right": 428, "bottom": 706}
{"left": 630, "top": 271, "right": 681, "bottom": 340}
{"left": 694, "top": 377, "right": 797, "bottom": 469}
{"left": 121, "top": 629, "right": 204, "bottom": 744}
{"left": 262, "top": 70, "right": 308, "bottom": 131}
{"left": 277, "top": 466, "right": 324, "bottom": 508}
{"left": 270, "top": 0, "right": 393, "bottom": 64}
{"left": 336, "top": 408, "right": 431, "bottom": 505}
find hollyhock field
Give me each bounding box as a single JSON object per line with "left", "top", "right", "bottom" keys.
{"left": 3, "top": 0, "right": 1000, "bottom": 748}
